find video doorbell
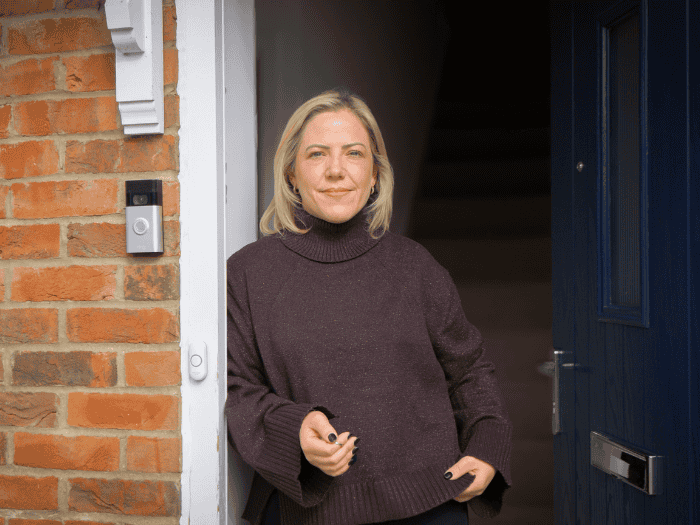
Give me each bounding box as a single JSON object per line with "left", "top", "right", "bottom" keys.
{"left": 125, "top": 179, "right": 164, "bottom": 256}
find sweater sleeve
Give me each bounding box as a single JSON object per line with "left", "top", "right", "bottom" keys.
{"left": 422, "top": 254, "right": 513, "bottom": 519}
{"left": 225, "top": 255, "right": 335, "bottom": 508}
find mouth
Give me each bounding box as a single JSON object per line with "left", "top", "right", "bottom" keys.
{"left": 323, "top": 189, "right": 352, "bottom": 195}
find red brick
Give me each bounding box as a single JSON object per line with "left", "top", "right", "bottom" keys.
{"left": 0, "top": 57, "right": 57, "bottom": 97}
{"left": 0, "top": 392, "right": 58, "bottom": 427}
{"left": 120, "top": 135, "right": 178, "bottom": 172}
{"left": 66, "top": 135, "right": 178, "bottom": 173}
{"left": 63, "top": 52, "right": 115, "bottom": 92}
{"left": 67, "top": 307, "right": 179, "bottom": 343}
{"left": 0, "top": 140, "right": 60, "bottom": 179}
{"left": 67, "top": 220, "right": 180, "bottom": 257}
{"left": 164, "top": 93, "right": 179, "bottom": 129}
{"left": 125, "top": 351, "right": 179, "bottom": 387}
{"left": 67, "top": 393, "right": 178, "bottom": 430}
{"left": 124, "top": 264, "right": 179, "bottom": 301}
{"left": 163, "top": 4, "right": 176, "bottom": 42}
{"left": 0, "top": 268, "right": 4, "bottom": 301}
{"left": 7, "top": 17, "right": 111, "bottom": 55}
{"left": 64, "top": 522, "right": 115, "bottom": 525}
{"left": 15, "top": 97, "right": 119, "bottom": 136}
{"left": 69, "top": 478, "right": 179, "bottom": 516}
{"left": 165, "top": 220, "right": 180, "bottom": 254}
{"left": 0, "top": 475, "right": 57, "bottom": 510}
{"left": 0, "top": 185, "right": 9, "bottom": 218}
{"left": 67, "top": 222, "right": 124, "bottom": 257}
{"left": 12, "top": 265, "right": 117, "bottom": 302}
{"left": 11, "top": 179, "right": 119, "bottom": 219}
{"left": 127, "top": 436, "right": 180, "bottom": 472}
{"left": 0, "top": 224, "right": 60, "bottom": 260}
{"left": 0, "top": 105, "right": 11, "bottom": 138}
{"left": 14, "top": 432, "right": 119, "bottom": 471}
{"left": 162, "top": 179, "right": 179, "bottom": 215}
{"left": 12, "top": 351, "right": 117, "bottom": 387}
{"left": 65, "top": 0, "right": 104, "bottom": 8}
{"left": 164, "top": 48, "right": 178, "bottom": 85}
{"left": 64, "top": 139, "right": 119, "bottom": 173}
{"left": 0, "top": 0, "right": 54, "bottom": 17}
{"left": 0, "top": 309, "right": 58, "bottom": 344}
{"left": 14, "top": 101, "right": 49, "bottom": 136}
{"left": 0, "top": 432, "right": 6, "bottom": 465}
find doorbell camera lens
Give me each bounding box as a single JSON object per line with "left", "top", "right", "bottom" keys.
{"left": 133, "top": 194, "right": 148, "bottom": 205}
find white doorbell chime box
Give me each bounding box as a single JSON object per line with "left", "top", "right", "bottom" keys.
{"left": 125, "top": 179, "right": 164, "bottom": 256}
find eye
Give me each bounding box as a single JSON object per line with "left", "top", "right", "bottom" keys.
{"left": 309, "top": 151, "right": 323, "bottom": 158}
{"left": 349, "top": 150, "right": 362, "bottom": 157}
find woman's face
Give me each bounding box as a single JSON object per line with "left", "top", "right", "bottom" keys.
{"left": 290, "top": 109, "right": 377, "bottom": 224}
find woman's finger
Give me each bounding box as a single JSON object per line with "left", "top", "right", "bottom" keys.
{"left": 444, "top": 456, "right": 475, "bottom": 481}
{"left": 300, "top": 410, "right": 338, "bottom": 445}
{"left": 313, "top": 431, "right": 355, "bottom": 464}
{"left": 444, "top": 456, "right": 494, "bottom": 481}
{"left": 308, "top": 433, "right": 358, "bottom": 476}
{"left": 328, "top": 433, "right": 359, "bottom": 474}
{"left": 444, "top": 456, "right": 496, "bottom": 502}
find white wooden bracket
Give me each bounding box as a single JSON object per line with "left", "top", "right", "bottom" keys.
{"left": 105, "top": 0, "right": 164, "bottom": 135}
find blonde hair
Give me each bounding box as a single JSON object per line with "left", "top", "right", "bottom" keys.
{"left": 259, "top": 89, "right": 393, "bottom": 239}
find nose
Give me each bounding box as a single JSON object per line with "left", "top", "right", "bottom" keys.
{"left": 326, "top": 151, "right": 344, "bottom": 178}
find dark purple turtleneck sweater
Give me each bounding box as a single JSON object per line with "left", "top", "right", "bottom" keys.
{"left": 225, "top": 206, "right": 512, "bottom": 525}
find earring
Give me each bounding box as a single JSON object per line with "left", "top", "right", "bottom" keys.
{"left": 294, "top": 187, "right": 299, "bottom": 194}
{"left": 371, "top": 186, "right": 375, "bottom": 194}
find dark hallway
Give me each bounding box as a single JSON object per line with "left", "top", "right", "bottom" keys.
{"left": 407, "top": 2, "right": 554, "bottom": 523}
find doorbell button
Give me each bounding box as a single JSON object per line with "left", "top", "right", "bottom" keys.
{"left": 133, "top": 218, "right": 149, "bottom": 235}
{"left": 188, "top": 341, "right": 208, "bottom": 381}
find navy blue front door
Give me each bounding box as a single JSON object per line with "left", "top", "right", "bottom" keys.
{"left": 551, "top": 1, "right": 700, "bottom": 523}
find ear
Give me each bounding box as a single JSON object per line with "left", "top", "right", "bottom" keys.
{"left": 288, "top": 173, "right": 296, "bottom": 187}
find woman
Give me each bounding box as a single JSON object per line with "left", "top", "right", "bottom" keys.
{"left": 225, "top": 89, "right": 512, "bottom": 525}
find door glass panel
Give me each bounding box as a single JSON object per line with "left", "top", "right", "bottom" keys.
{"left": 609, "top": 12, "right": 640, "bottom": 308}
{"left": 598, "top": 2, "right": 648, "bottom": 327}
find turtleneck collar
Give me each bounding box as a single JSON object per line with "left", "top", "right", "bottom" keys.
{"left": 279, "top": 205, "right": 381, "bottom": 263}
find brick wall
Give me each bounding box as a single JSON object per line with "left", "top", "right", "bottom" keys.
{"left": 0, "top": 1, "right": 182, "bottom": 522}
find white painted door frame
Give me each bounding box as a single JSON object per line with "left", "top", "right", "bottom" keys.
{"left": 177, "top": 0, "right": 257, "bottom": 523}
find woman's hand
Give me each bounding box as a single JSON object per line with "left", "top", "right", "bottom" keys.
{"left": 444, "top": 456, "right": 496, "bottom": 502}
{"left": 299, "top": 410, "right": 359, "bottom": 477}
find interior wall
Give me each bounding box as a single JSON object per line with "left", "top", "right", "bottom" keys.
{"left": 255, "top": 0, "right": 450, "bottom": 237}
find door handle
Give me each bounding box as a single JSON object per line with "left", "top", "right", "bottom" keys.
{"left": 540, "top": 351, "right": 587, "bottom": 434}
{"left": 552, "top": 350, "right": 577, "bottom": 435}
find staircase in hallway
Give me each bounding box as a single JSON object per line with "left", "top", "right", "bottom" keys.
{"left": 408, "top": 99, "right": 555, "bottom": 525}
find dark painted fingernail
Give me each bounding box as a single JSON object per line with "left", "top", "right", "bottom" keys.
{"left": 353, "top": 437, "right": 360, "bottom": 446}
{"left": 349, "top": 456, "right": 357, "bottom": 465}
{"left": 352, "top": 446, "right": 359, "bottom": 454}
{"left": 444, "top": 471, "right": 453, "bottom": 480}
{"left": 328, "top": 433, "right": 337, "bottom": 442}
